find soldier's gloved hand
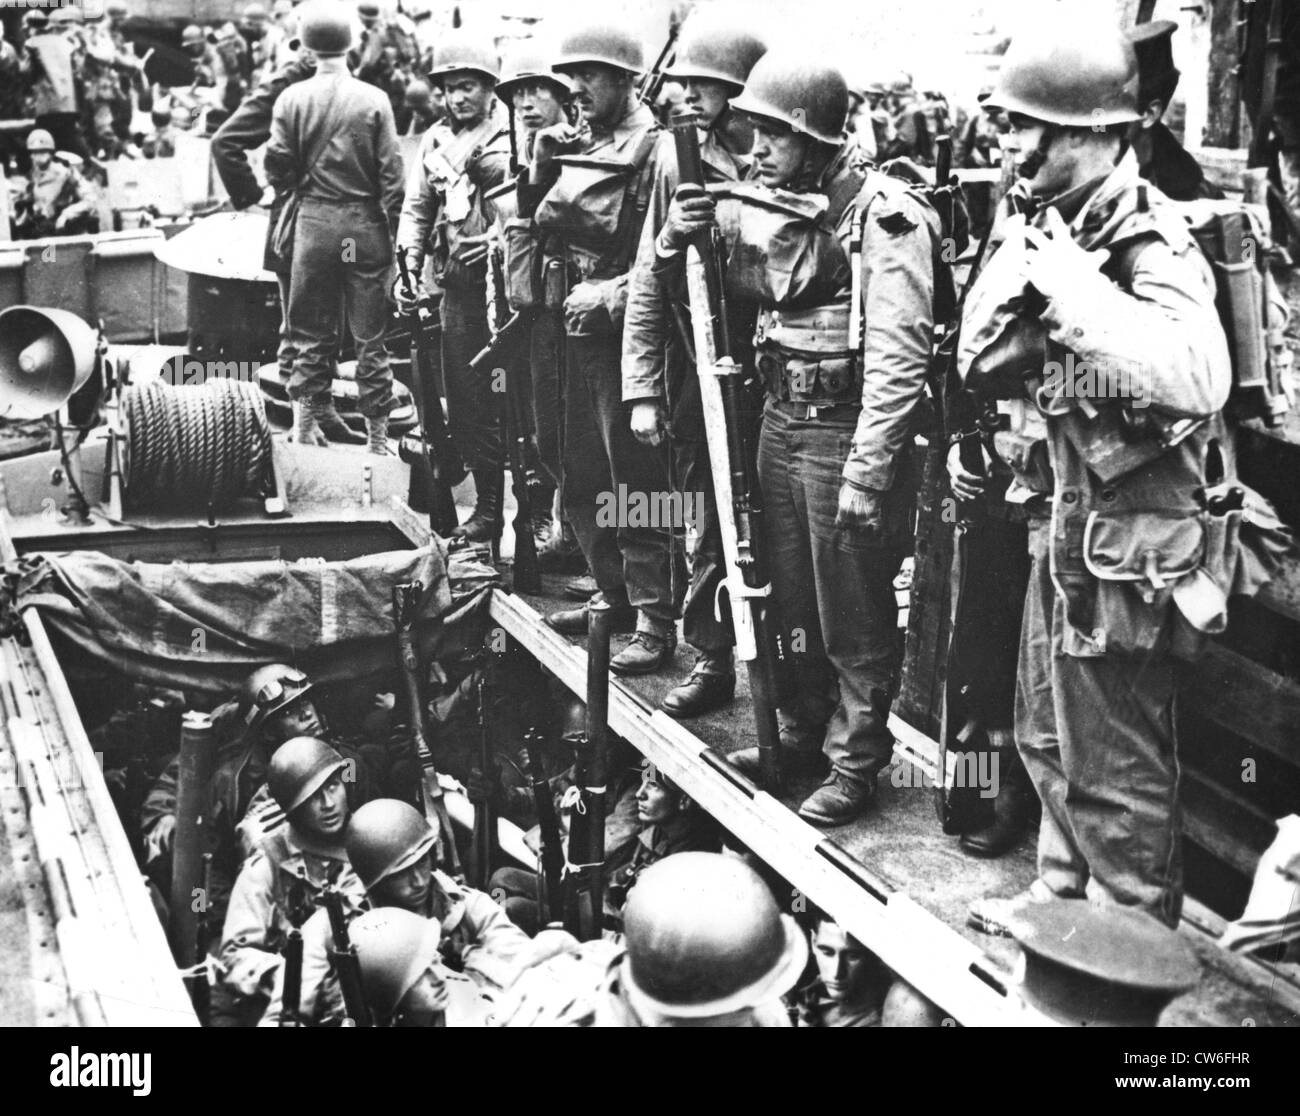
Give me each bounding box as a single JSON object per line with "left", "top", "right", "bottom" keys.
{"left": 659, "top": 184, "right": 715, "bottom": 253}
{"left": 629, "top": 399, "right": 667, "bottom": 447}
{"left": 1019, "top": 205, "right": 1106, "bottom": 305}
{"left": 834, "top": 479, "right": 885, "bottom": 538}
{"left": 946, "top": 441, "right": 989, "bottom": 503}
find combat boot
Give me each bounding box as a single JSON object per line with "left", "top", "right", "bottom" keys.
{"left": 797, "top": 770, "right": 877, "bottom": 827}
{"left": 959, "top": 745, "right": 1036, "bottom": 859}
{"left": 292, "top": 396, "right": 330, "bottom": 446}
{"left": 317, "top": 403, "right": 367, "bottom": 445}
{"left": 661, "top": 652, "right": 735, "bottom": 718}
{"left": 452, "top": 467, "right": 503, "bottom": 543}
{"left": 537, "top": 520, "right": 586, "bottom": 574}
{"left": 610, "top": 619, "right": 678, "bottom": 676}
{"left": 366, "top": 413, "right": 394, "bottom": 455}
{"left": 546, "top": 600, "right": 637, "bottom": 635}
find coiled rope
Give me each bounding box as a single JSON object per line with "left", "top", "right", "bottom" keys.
{"left": 122, "top": 379, "right": 271, "bottom": 511}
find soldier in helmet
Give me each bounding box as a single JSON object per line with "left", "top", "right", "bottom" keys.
{"left": 216, "top": 737, "right": 366, "bottom": 1026}
{"left": 481, "top": 36, "right": 576, "bottom": 556}
{"left": 12, "top": 128, "right": 97, "bottom": 240}
{"left": 622, "top": 7, "right": 767, "bottom": 714}
{"left": 492, "top": 852, "right": 807, "bottom": 1026}
{"left": 265, "top": 0, "right": 405, "bottom": 455}
{"left": 239, "top": 4, "right": 284, "bottom": 89}
{"left": 260, "top": 798, "right": 531, "bottom": 1025}
{"left": 211, "top": 43, "right": 319, "bottom": 433}
{"left": 949, "top": 10, "right": 1232, "bottom": 935}
{"left": 396, "top": 30, "right": 512, "bottom": 542}
{"left": 658, "top": 49, "right": 939, "bottom": 824}
{"left": 400, "top": 78, "right": 441, "bottom": 136}
{"left": 20, "top": 11, "right": 88, "bottom": 159}
{"left": 349, "top": 907, "right": 500, "bottom": 1025}
{"left": 525, "top": 17, "right": 682, "bottom": 676}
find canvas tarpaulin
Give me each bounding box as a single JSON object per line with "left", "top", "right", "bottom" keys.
{"left": 2, "top": 541, "right": 499, "bottom": 694}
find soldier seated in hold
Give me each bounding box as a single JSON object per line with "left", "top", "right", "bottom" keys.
{"left": 216, "top": 738, "right": 366, "bottom": 1026}
{"left": 260, "top": 799, "right": 531, "bottom": 1025}
{"left": 794, "top": 914, "right": 946, "bottom": 1027}
{"left": 487, "top": 758, "right": 721, "bottom": 936}
{"left": 349, "top": 907, "right": 500, "bottom": 1026}
{"left": 491, "top": 853, "right": 808, "bottom": 1027}
{"left": 138, "top": 663, "right": 390, "bottom": 933}
{"left": 12, "top": 129, "right": 98, "bottom": 240}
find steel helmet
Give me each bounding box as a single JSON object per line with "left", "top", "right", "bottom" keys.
{"left": 889, "top": 72, "right": 913, "bottom": 96}
{"left": 357, "top": 1, "right": 381, "bottom": 18}
{"left": 50, "top": 8, "right": 83, "bottom": 24}
{"left": 241, "top": 663, "right": 315, "bottom": 730}
{"left": 427, "top": 29, "right": 499, "bottom": 85}
{"left": 297, "top": 0, "right": 353, "bottom": 55}
{"left": 242, "top": 4, "right": 269, "bottom": 24}
{"left": 983, "top": 12, "right": 1141, "bottom": 128}
{"left": 107, "top": 1, "right": 129, "bottom": 16}
{"left": 495, "top": 39, "right": 573, "bottom": 103}
{"left": 621, "top": 852, "right": 808, "bottom": 1020}
{"left": 26, "top": 129, "right": 56, "bottom": 152}
{"left": 268, "top": 735, "right": 349, "bottom": 815}
{"left": 552, "top": 18, "right": 643, "bottom": 75}
{"left": 346, "top": 799, "right": 438, "bottom": 891}
{"left": 730, "top": 49, "right": 849, "bottom": 145}
{"left": 663, "top": 11, "right": 766, "bottom": 91}
{"left": 181, "top": 24, "right": 207, "bottom": 46}
{"left": 23, "top": 11, "right": 49, "bottom": 29}
{"left": 350, "top": 907, "right": 442, "bottom": 1017}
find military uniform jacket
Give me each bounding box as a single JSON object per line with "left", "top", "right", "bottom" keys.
{"left": 396, "top": 106, "right": 510, "bottom": 290}
{"left": 22, "top": 32, "right": 78, "bottom": 116}
{"left": 622, "top": 114, "right": 752, "bottom": 404}
{"left": 958, "top": 151, "right": 1234, "bottom": 659}
{"left": 20, "top": 159, "right": 94, "bottom": 230}
{"left": 218, "top": 824, "right": 364, "bottom": 998}
{"left": 658, "top": 143, "right": 939, "bottom": 495}
{"left": 525, "top": 101, "right": 661, "bottom": 334}
{"left": 259, "top": 870, "right": 531, "bottom": 1025}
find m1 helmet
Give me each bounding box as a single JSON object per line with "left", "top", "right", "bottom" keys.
{"left": 730, "top": 49, "right": 849, "bottom": 145}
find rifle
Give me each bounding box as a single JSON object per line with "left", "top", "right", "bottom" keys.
{"left": 477, "top": 247, "right": 541, "bottom": 592}
{"left": 521, "top": 726, "right": 564, "bottom": 925}
{"left": 321, "top": 885, "right": 372, "bottom": 1027}
{"left": 470, "top": 660, "right": 500, "bottom": 888}
{"left": 279, "top": 924, "right": 304, "bottom": 1028}
{"left": 392, "top": 581, "right": 464, "bottom": 879}
{"left": 638, "top": 24, "right": 680, "bottom": 108}
{"left": 190, "top": 852, "right": 213, "bottom": 1021}
{"left": 396, "top": 252, "right": 464, "bottom": 536}
{"left": 670, "top": 110, "right": 787, "bottom": 791}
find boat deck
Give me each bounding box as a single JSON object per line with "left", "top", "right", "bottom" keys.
{"left": 501, "top": 571, "right": 1300, "bottom": 1027}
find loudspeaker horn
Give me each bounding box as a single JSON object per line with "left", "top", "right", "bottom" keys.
{"left": 0, "top": 305, "right": 98, "bottom": 420}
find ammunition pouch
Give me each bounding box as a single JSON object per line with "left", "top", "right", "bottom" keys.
{"left": 717, "top": 183, "right": 849, "bottom": 309}
{"left": 758, "top": 348, "right": 863, "bottom": 406}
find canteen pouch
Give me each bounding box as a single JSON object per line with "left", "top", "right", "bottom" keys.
{"left": 716, "top": 183, "right": 848, "bottom": 309}
{"left": 504, "top": 217, "right": 543, "bottom": 311}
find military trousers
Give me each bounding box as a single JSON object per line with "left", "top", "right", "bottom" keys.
{"left": 1016, "top": 520, "right": 1183, "bottom": 927}
{"left": 562, "top": 331, "right": 680, "bottom": 626}
{"left": 757, "top": 401, "right": 907, "bottom": 782}
{"left": 285, "top": 198, "right": 394, "bottom": 418}
{"left": 439, "top": 284, "right": 502, "bottom": 473}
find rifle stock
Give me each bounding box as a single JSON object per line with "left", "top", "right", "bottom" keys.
{"left": 671, "top": 110, "right": 787, "bottom": 791}
{"left": 321, "top": 885, "right": 372, "bottom": 1028}
{"left": 393, "top": 581, "right": 463, "bottom": 879}
{"left": 521, "top": 727, "right": 564, "bottom": 924}
{"left": 279, "top": 925, "right": 304, "bottom": 1028}
{"left": 470, "top": 664, "right": 500, "bottom": 888}
{"left": 397, "top": 253, "right": 464, "bottom": 536}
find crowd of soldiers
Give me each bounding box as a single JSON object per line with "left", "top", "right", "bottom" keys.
{"left": 12, "top": 0, "right": 1300, "bottom": 1024}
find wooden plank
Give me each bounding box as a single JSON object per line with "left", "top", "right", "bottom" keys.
{"left": 1182, "top": 767, "right": 1278, "bottom": 879}
{"left": 1180, "top": 642, "right": 1300, "bottom": 768}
